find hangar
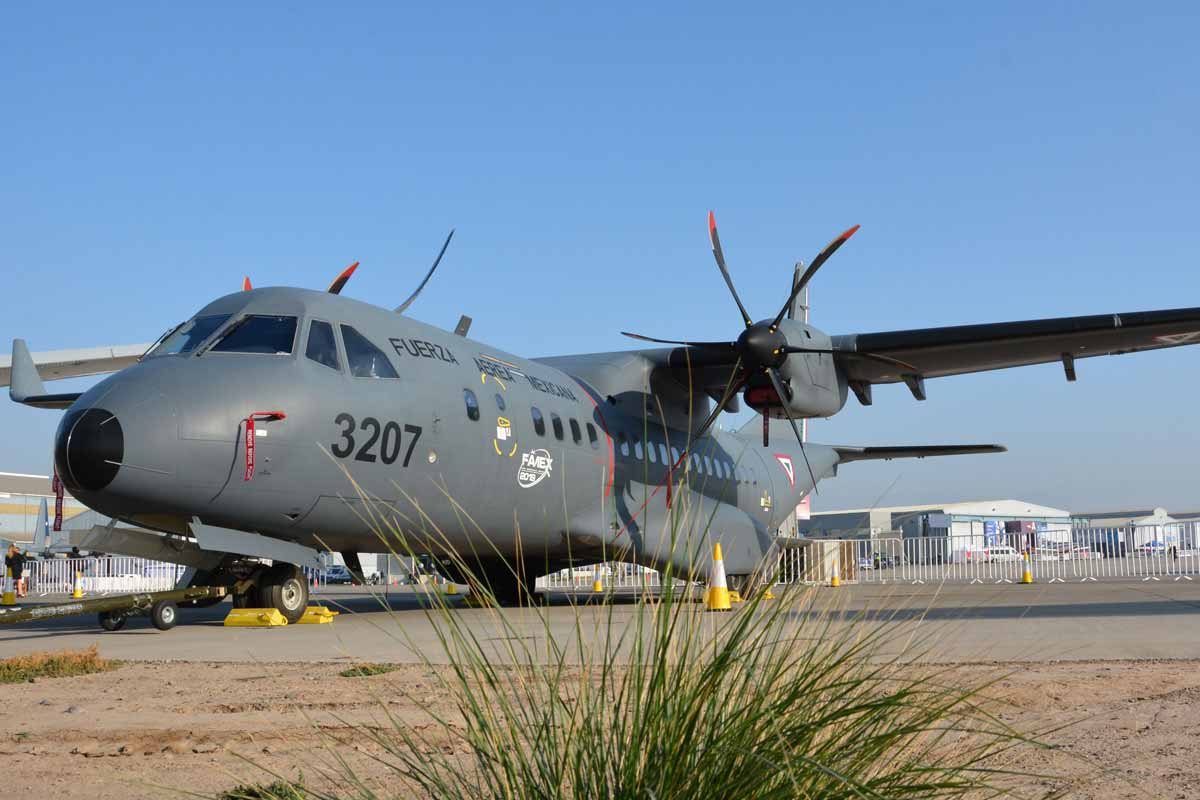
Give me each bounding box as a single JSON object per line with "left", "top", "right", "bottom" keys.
{"left": 0, "top": 471, "right": 88, "bottom": 548}
{"left": 793, "top": 499, "right": 1074, "bottom": 551}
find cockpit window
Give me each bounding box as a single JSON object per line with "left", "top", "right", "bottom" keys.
{"left": 305, "top": 320, "right": 340, "bottom": 371}
{"left": 211, "top": 315, "right": 298, "bottom": 355}
{"left": 148, "top": 315, "right": 231, "bottom": 357}
{"left": 340, "top": 325, "right": 399, "bottom": 378}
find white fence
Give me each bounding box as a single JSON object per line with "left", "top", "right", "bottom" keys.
{"left": 535, "top": 562, "right": 693, "bottom": 592}
{"left": 26, "top": 557, "right": 186, "bottom": 596}
{"left": 776, "top": 524, "right": 1200, "bottom": 585}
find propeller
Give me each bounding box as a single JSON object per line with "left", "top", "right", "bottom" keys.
{"left": 624, "top": 212, "right": 877, "bottom": 494}
{"left": 242, "top": 277, "right": 252, "bottom": 292}
{"left": 326, "top": 262, "right": 360, "bottom": 294}
{"left": 395, "top": 229, "right": 455, "bottom": 314}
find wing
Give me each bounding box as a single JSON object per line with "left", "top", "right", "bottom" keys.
{"left": 1, "top": 342, "right": 151, "bottom": 388}
{"left": 833, "top": 307, "right": 1200, "bottom": 386}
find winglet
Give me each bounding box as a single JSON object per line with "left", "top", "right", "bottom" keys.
{"left": 10, "top": 339, "right": 46, "bottom": 402}
{"left": 327, "top": 262, "right": 359, "bottom": 295}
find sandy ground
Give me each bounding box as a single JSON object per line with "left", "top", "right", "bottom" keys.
{"left": 0, "top": 658, "right": 1197, "bottom": 799}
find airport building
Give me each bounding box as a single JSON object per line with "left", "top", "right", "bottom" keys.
{"left": 0, "top": 471, "right": 89, "bottom": 549}
{"left": 793, "top": 499, "right": 1074, "bottom": 550}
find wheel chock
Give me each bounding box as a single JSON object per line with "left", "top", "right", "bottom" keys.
{"left": 728, "top": 590, "right": 744, "bottom": 604}
{"left": 296, "top": 605, "right": 338, "bottom": 625}
{"left": 223, "top": 608, "right": 288, "bottom": 627}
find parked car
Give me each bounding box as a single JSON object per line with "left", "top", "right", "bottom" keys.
{"left": 982, "top": 546, "right": 1021, "bottom": 562}
{"left": 1134, "top": 542, "right": 1166, "bottom": 556}
{"left": 324, "top": 565, "right": 355, "bottom": 584}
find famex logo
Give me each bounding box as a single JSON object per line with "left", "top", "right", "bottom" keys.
{"left": 517, "top": 448, "right": 553, "bottom": 488}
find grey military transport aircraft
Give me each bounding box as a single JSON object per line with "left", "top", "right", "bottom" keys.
{"left": 7, "top": 214, "right": 1200, "bottom": 621}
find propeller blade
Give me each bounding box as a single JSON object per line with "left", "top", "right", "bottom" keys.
{"left": 395, "top": 229, "right": 454, "bottom": 314}
{"left": 669, "top": 366, "right": 749, "bottom": 474}
{"left": 784, "top": 346, "right": 918, "bottom": 373}
{"left": 242, "top": 277, "right": 252, "bottom": 292}
{"left": 326, "top": 261, "right": 360, "bottom": 294}
{"left": 621, "top": 331, "right": 735, "bottom": 348}
{"left": 770, "top": 224, "right": 860, "bottom": 329}
{"left": 708, "top": 211, "right": 754, "bottom": 329}
{"left": 766, "top": 367, "right": 819, "bottom": 493}
{"left": 787, "top": 262, "right": 803, "bottom": 321}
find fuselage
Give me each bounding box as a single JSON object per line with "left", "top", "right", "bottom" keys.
{"left": 54, "top": 288, "right": 825, "bottom": 576}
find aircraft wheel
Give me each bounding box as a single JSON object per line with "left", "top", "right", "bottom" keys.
{"left": 150, "top": 600, "right": 178, "bottom": 631}
{"left": 98, "top": 611, "right": 127, "bottom": 631}
{"left": 257, "top": 564, "right": 308, "bottom": 624}
{"left": 232, "top": 591, "right": 253, "bottom": 608}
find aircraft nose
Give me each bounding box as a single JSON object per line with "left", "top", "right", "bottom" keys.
{"left": 55, "top": 407, "right": 124, "bottom": 492}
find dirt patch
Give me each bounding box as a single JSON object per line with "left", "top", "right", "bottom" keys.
{"left": 0, "top": 659, "right": 1196, "bottom": 798}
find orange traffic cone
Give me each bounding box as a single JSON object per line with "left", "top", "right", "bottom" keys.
{"left": 706, "top": 543, "right": 731, "bottom": 611}
{"left": 1, "top": 568, "right": 14, "bottom": 606}
{"left": 72, "top": 570, "right": 84, "bottom": 599}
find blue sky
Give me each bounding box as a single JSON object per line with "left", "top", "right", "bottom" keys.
{"left": 2, "top": 2, "right": 1198, "bottom": 512}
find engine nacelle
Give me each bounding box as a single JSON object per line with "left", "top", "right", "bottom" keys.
{"left": 742, "top": 320, "right": 849, "bottom": 419}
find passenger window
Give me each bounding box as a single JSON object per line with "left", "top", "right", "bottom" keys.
{"left": 495, "top": 393, "right": 506, "bottom": 411}
{"left": 569, "top": 419, "right": 582, "bottom": 444}
{"left": 551, "top": 413, "right": 564, "bottom": 441}
{"left": 692, "top": 453, "right": 701, "bottom": 470}
{"left": 618, "top": 432, "right": 629, "bottom": 457}
{"left": 341, "top": 325, "right": 399, "bottom": 378}
{"left": 586, "top": 423, "right": 599, "bottom": 450}
{"left": 671, "top": 447, "right": 681, "bottom": 464}
{"left": 305, "top": 320, "right": 340, "bottom": 371}
{"left": 212, "top": 315, "right": 298, "bottom": 355}
{"left": 634, "top": 438, "right": 644, "bottom": 460}
{"left": 658, "top": 443, "right": 669, "bottom": 464}
{"left": 703, "top": 455, "right": 713, "bottom": 475}
{"left": 647, "top": 441, "right": 657, "bottom": 463}
{"left": 463, "top": 389, "right": 480, "bottom": 421}
{"left": 531, "top": 407, "right": 546, "bottom": 436}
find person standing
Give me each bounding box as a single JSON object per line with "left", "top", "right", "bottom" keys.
{"left": 5, "top": 545, "right": 27, "bottom": 598}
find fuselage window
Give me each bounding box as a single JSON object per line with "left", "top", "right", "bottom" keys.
{"left": 341, "top": 325, "right": 399, "bottom": 378}
{"left": 586, "top": 423, "right": 599, "bottom": 450}
{"left": 531, "top": 407, "right": 546, "bottom": 436}
{"left": 618, "top": 432, "right": 629, "bottom": 457}
{"left": 634, "top": 438, "right": 644, "bottom": 460}
{"left": 551, "top": 413, "right": 564, "bottom": 441}
{"left": 211, "top": 315, "right": 298, "bottom": 355}
{"left": 569, "top": 418, "right": 582, "bottom": 444}
{"left": 463, "top": 389, "right": 480, "bottom": 421}
{"left": 671, "top": 447, "right": 681, "bottom": 464}
{"left": 305, "top": 320, "right": 340, "bottom": 371}
{"left": 647, "top": 441, "right": 657, "bottom": 463}
{"left": 692, "top": 453, "right": 701, "bottom": 470}
{"left": 150, "top": 314, "right": 231, "bottom": 356}
{"left": 701, "top": 455, "right": 711, "bottom": 475}
{"left": 658, "top": 443, "right": 669, "bottom": 465}
{"left": 495, "top": 393, "right": 506, "bottom": 411}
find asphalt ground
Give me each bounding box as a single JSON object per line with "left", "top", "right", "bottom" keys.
{"left": 0, "top": 580, "right": 1198, "bottom": 664}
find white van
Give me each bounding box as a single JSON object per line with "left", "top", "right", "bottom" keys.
{"left": 983, "top": 546, "right": 1020, "bottom": 562}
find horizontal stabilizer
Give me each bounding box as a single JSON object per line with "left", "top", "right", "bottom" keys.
{"left": 834, "top": 444, "right": 1006, "bottom": 463}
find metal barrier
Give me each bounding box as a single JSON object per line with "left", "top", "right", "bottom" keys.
{"left": 535, "top": 562, "right": 693, "bottom": 592}
{"left": 774, "top": 522, "right": 1200, "bottom": 586}
{"left": 27, "top": 557, "right": 186, "bottom": 596}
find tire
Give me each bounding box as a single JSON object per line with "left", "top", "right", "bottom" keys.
{"left": 150, "top": 600, "right": 178, "bottom": 631}
{"left": 257, "top": 564, "right": 308, "bottom": 624}
{"left": 98, "top": 611, "right": 126, "bottom": 632}
{"left": 232, "top": 591, "right": 253, "bottom": 608}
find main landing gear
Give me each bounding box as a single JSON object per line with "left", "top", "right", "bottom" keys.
{"left": 229, "top": 563, "right": 309, "bottom": 624}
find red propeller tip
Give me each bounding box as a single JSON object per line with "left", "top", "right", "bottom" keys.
{"left": 242, "top": 277, "right": 252, "bottom": 291}
{"left": 841, "top": 224, "right": 861, "bottom": 241}
{"left": 341, "top": 261, "right": 359, "bottom": 279}
{"left": 708, "top": 210, "right": 717, "bottom": 233}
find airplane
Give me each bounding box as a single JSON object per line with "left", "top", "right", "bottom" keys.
{"left": 7, "top": 214, "right": 1200, "bottom": 621}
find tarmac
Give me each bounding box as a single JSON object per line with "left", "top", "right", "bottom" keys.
{"left": 0, "top": 580, "right": 1198, "bottom": 664}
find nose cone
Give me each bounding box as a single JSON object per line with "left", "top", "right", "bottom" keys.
{"left": 55, "top": 408, "right": 124, "bottom": 492}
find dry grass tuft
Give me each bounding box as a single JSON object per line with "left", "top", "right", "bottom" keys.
{"left": 0, "top": 645, "right": 117, "bottom": 684}
{"left": 338, "top": 663, "right": 401, "bottom": 678}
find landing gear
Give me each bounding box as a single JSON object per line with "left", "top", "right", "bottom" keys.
{"left": 440, "top": 556, "right": 544, "bottom": 606}
{"left": 255, "top": 563, "right": 308, "bottom": 624}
